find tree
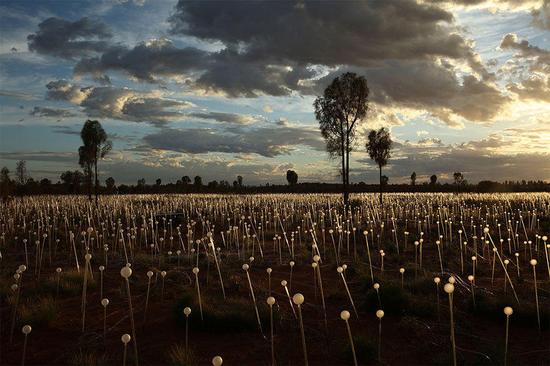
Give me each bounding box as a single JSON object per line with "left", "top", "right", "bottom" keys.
{"left": 366, "top": 127, "right": 393, "bottom": 205}
{"left": 61, "top": 170, "right": 83, "bottom": 194}
{"left": 40, "top": 178, "right": 51, "bottom": 185}
{"left": 79, "top": 145, "right": 94, "bottom": 200}
{"left": 0, "top": 167, "right": 12, "bottom": 199}
{"left": 237, "top": 175, "right": 243, "bottom": 187}
{"left": 381, "top": 175, "right": 389, "bottom": 186}
{"left": 314, "top": 72, "right": 369, "bottom": 210}
{"left": 1, "top": 167, "right": 10, "bottom": 185}
{"left": 137, "top": 178, "right": 146, "bottom": 189}
{"left": 80, "top": 120, "right": 112, "bottom": 204}
{"left": 182, "top": 176, "right": 191, "bottom": 185}
{"left": 410, "top": 172, "right": 416, "bottom": 186}
{"left": 156, "top": 178, "right": 162, "bottom": 186}
{"left": 194, "top": 176, "right": 202, "bottom": 187}
{"left": 105, "top": 177, "right": 116, "bottom": 192}
{"left": 286, "top": 170, "right": 298, "bottom": 185}
{"left": 453, "top": 172, "right": 465, "bottom": 193}
{"left": 15, "top": 160, "right": 28, "bottom": 185}
{"left": 430, "top": 174, "right": 437, "bottom": 185}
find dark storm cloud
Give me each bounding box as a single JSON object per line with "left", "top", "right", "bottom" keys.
{"left": 74, "top": 39, "right": 209, "bottom": 83}
{"left": 143, "top": 124, "right": 324, "bottom": 157}
{"left": 45, "top": 80, "right": 193, "bottom": 125}
{"left": 30, "top": 106, "right": 76, "bottom": 118}
{"left": 169, "top": 0, "right": 477, "bottom": 66}
{"left": 27, "top": 17, "right": 112, "bottom": 59}
{"left": 314, "top": 61, "right": 509, "bottom": 123}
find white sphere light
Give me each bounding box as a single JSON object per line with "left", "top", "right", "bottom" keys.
{"left": 267, "top": 296, "right": 276, "bottom": 306}
{"left": 121, "top": 334, "right": 131, "bottom": 344}
{"left": 184, "top": 307, "right": 192, "bottom": 316}
{"left": 120, "top": 266, "right": 132, "bottom": 279}
{"left": 376, "top": 310, "right": 385, "bottom": 319}
{"left": 340, "top": 310, "right": 351, "bottom": 320}
{"left": 292, "top": 293, "right": 305, "bottom": 305}
{"left": 212, "top": 356, "right": 223, "bottom": 366}
{"left": 444, "top": 283, "right": 455, "bottom": 294}
{"left": 22, "top": 325, "right": 32, "bottom": 334}
{"left": 504, "top": 306, "right": 513, "bottom": 316}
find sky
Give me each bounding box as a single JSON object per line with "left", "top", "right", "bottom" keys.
{"left": 0, "top": 0, "right": 549, "bottom": 185}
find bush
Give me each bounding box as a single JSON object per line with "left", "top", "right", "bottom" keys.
{"left": 19, "top": 296, "right": 57, "bottom": 327}
{"left": 342, "top": 336, "right": 376, "bottom": 365}
{"left": 362, "top": 283, "right": 408, "bottom": 315}
{"left": 174, "top": 291, "right": 275, "bottom": 333}
{"left": 71, "top": 350, "right": 109, "bottom": 366}
{"left": 168, "top": 343, "right": 197, "bottom": 366}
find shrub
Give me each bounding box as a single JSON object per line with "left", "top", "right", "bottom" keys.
{"left": 362, "top": 283, "right": 408, "bottom": 315}
{"left": 342, "top": 336, "right": 376, "bottom": 365}
{"left": 168, "top": 343, "right": 197, "bottom": 366}
{"left": 19, "top": 296, "right": 57, "bottom": 327}
{"left": 173, "top": 292, "right": 275, "bottom": 333}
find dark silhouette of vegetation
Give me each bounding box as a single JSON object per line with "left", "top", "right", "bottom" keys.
{"left": 314, "top": 72, "right": 369, "bottom": 210}
{"left": 105, "top": 177, "right": 116, "bottom": 193}
{"left": 410, "top": 171, "right": 416, "bottom": 186}
{"left": 366, "top": 127, "right": 393, "bottom": 205}
{"left": 79, "top": 120, "right": 112, "bottom": 204}
{"left": 194, "top": 176, "right": 202, "bottom": 187}
{"left": 286, "top": 170, "right": 298, "bottom": 185}
{"left": 0, "top": 165, "right": 549, "bottom": 196}
{"left": 15, "top": 160, "right": 28, "bottom": 185}
{"left": 453, "top": 172, "right": 465, "bottom": 193}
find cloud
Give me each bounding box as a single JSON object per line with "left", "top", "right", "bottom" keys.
{"left": 30, "top": 106, "right": 76, "bottom": 118}
{"left": 507, "top": 74, "right": 550, "bottom": 102}
{"left": 356, "top": 132, "right": 550, "bottom": 183}
{"left": 500, "top": 33, "right": 550, "bottom": 73}
{"left": 500, "top": 34, "right": 550, "bottom": 102}
{"left": 169, "top": 0, "right": 478, "bottom": 68}
{"left": 187, "top": 111, "right": 259, "bottom": 124}
{"left": 142, "top": 123, "right": 324, "bottom": 157}
{"left": 27, "top": 17, "right": 112, "bottom": 59}
{"left": 314, "top": 61, "right": 509, "bottom": 123}
{"left": 74, "top": 38, "right": 209, "bottom": 82}
{"left": 532, "top": 0, "right": 550, "bottom": 29}
{"left": 45, "top": 80, "right": 194, "bottom": 125}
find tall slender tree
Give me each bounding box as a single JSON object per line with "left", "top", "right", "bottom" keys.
{"left": 366, "top": 128, "right": 393, "bottom": 206}
{"left": 314, "top": 72, "right": 369, "bottom": 210}
{"left": 80, "top": 120, "right": 112, "bottom": 204}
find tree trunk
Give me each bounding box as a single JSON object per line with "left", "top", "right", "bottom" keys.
{"left": 341, "top": 139, "right": 347, "bottom": 211}
{"left": 87, "top": 167, "right": 92, "bottom": 201}
{"left": 345, "top": 133, "right": 350, "bottom": 214}
{"left": 94, "top": 160, "right": 99, "bottom": 205}
{"left": 379, "top": 165, "right": 383, "bottom": 206}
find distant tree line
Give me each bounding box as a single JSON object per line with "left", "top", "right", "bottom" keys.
{"left": 1, "top": 163, "right": 549, "bottom": 199}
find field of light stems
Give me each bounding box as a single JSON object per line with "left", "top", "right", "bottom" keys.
{"left": 0, "top": 193, "right": 549, "bottom": 365}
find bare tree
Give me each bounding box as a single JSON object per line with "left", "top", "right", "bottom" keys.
{"left": 314, "top": 72, "right": 369, "bottom": 210}
{"left": 366, "top": 128, "right": 393, "bottom": 205}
